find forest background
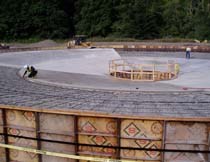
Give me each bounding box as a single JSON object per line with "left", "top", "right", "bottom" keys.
{"left": 0, "top": 0, "right": 210, "bottom": 41}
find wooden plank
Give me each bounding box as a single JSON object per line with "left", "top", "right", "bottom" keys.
{"left": 121, "top": 120, "right": 163, "bottom": 161}
{"left": 164, "top": 122, "right": 208, "bottom": 162}
{"left": 121, "top": 120, "right": 163, "bottom": 139}
{"left": 39, "top": 113, "right": 76, "bottom": 162}
{"left": 78, "top": 117, "right": 117, "bottom": 135}
{"left": 78, "top": 135, "right": 117, "bottom": 156}
{"left": 121, "top": 139, "right": 161, "bottom": 160}
{"left": 78, "top": 117, "right": 117, "bottom": 158}
{"left": 6, "top": 110, "right": 36, "bottom": 129}
{"left": 166, "top": 122, "right": 208, "bottom": 144}
{"left": 8, "top": 129, "right": 38, "bottom": 162}
{"left": 0, "top": 109, "right": 6, "bottom": 162}
{"left": 39, "top": 113, "right": 74, "bottom": 136}
{"left": 6, "top": 110, "right": 37, "bottom": 162}
{"left": 0, "top": 147, "right": 6, "bottom": 162}
{"left": 41, "top": 133, "right": 75, "bottom": 162}
{"left": 164, "top": 144, "right": 208, "bottom": 162}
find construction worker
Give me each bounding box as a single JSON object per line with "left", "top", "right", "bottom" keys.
{"left": 23, "top": 65, "right": 38, "bottom": 78}
{"left": 186, "top": 47, "right": 191, "bottom": 59}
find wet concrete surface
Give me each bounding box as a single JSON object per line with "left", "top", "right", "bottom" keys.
{"left": 0, "top": 49, "right": 210, "bottom": 118}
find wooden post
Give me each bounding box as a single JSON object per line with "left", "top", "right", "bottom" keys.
{"left": 2, "top": 109, "right": 9, "bottom": 162}
{"left": 168, "top": 64, "right": 172, "bottom": 79}
{"left": 161, "top": 121, "right": 167, "bottom": 162}
{"left": 153, "top": 64, "right": 155, "bottom": 81}
{"left": 74, "top": 116, "right": 79, "bottom": 162}
{"left": 137, "top": 65, "right": 141, "bottom": 80}
{"left": 114, "top": 64, "right": 117, "bottom": 78}
{"left": 109, "top": 61, "right": 111, "bottom": 74}
{"left": 141, "top": 66, "right": 143, "bottom": 80}
{"left": 116, "top": 118, "right": 121, "bottom": 159}
{"left": 35, "top": 112, "right": 42, "bottom": 162}
{"left": 131, "top": 68, "right": 134, "bottom": 80}
{"left": 175, "top": 63, "right": 180, "bottom": 76}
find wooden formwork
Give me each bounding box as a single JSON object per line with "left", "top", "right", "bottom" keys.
{"left": 109, "top": 59, "right": 179, "bottom": 81}
{"left": 0, "top": 109, "right": 6, "bottom": 162}
{"left": 0, "top": 105, "right": 210, "bottom": 162}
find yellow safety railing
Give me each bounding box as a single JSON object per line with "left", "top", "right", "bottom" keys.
{"left": 109, "top": 59, "right": 179, "bottom": 81}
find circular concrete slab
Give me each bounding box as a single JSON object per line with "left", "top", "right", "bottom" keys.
{"left": 0, "top": 49, "right": 210, "bottom": 91}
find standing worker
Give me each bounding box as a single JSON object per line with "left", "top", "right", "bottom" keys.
{"left": 186, "top": 47, "right": 191, "bottom": 59}
{"left": 23, "top": 65, "right": 38, "bottom": 78}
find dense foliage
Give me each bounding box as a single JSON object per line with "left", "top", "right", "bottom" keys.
{"left": 0, "top": 0, "right": 210, "bottom": 40}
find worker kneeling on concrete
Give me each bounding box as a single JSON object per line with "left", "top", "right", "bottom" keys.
{"left": 23, "top": 65, "right": 38, "bottom": 78}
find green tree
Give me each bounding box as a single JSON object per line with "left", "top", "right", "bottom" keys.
{"left": 193, "top": 0, "right": 210, "bottom": 40}
{"left": 161, "top": 0, "right": 189, "bottom": 37}
{"left": 113, "top": 0, "right": 164, "bottom": 39}
{"left": 0, "top": 0, "right": 74, "bottom": 40}
{"left": 0, "top": 0, "right": 210, "bottom": 40}
{"left": 75, "top": 0, "right": 115, "bottom": 37}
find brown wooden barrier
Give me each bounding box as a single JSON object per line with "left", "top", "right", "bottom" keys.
{"left": 95, "top": 44, "right": 210, "bottom": 52}
{"left": 0, "top": 105, "right": 210, "bottom": 162}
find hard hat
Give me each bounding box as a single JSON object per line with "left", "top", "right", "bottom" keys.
{"left": 24, "top": 65, "right": 28, "bottom": 69}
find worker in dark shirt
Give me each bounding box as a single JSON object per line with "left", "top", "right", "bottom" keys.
{"left": 23, "top": 65, "right": 38, "bottom": 78}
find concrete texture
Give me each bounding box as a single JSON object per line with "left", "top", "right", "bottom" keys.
{"left": 0, "top": 48, "right": 210, "bottom": 118}
{"left": 34, "top": 48, "right": 120, "bottom": 76}
{"left": 1, "top": 48, "right": 210, "bottom": 91}
{"left": 123, "top": 56, "right": 210, "bottom": 89}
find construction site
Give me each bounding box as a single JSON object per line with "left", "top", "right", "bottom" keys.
{"left": 0, "top": 40, "right": 210, "bottom": 162}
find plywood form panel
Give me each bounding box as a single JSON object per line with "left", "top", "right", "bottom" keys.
{"left": 121, "top": 120, "right": 163, "bottom": 161}
{"left": 9, "top": 150, "right": 38, "bottom": 162}
{"left": 121, "top": 120, "right": 163, "bottom": 139}
{"left": 41, "top": 133, "right": 75, "bottom": 162}
{"left": 40, "top": 113, "right": 75, "bottom": 135}
{"left": 8, "top": 129, "right": 38, "bottom": 162}
{"left": 6, "top": 110, "right": 36, "bottom": 128}
{"left": 165, "top": 122, "right": 208, "bottom": 162}
{"left": 121, "top": 139, "right": 161, "bottom": 160}
{"left": 0, "top": 148, "right": 6, "bottom": 162}
{"left": 78, "top": 117, "right": 117, "bottom": 158}
{"left": 78, "top": 117, "right": 117, "bottom": 135}
{"left": 166, "top": 122, "right": 208, "bottom": 143}
{"left": 40, "top": 113, "right": 75, "bottom": 162}
{"left": 6, "top": 110, "right": 37, "bottom": 162}
{"left": 0, "top": 109, "right": 4, "bottom": 142}
{"left": 165, "top": 144, "right": 208, "bottom": 162}
{"left": 78, "top": 135, "right": 117, "bottom": 155}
